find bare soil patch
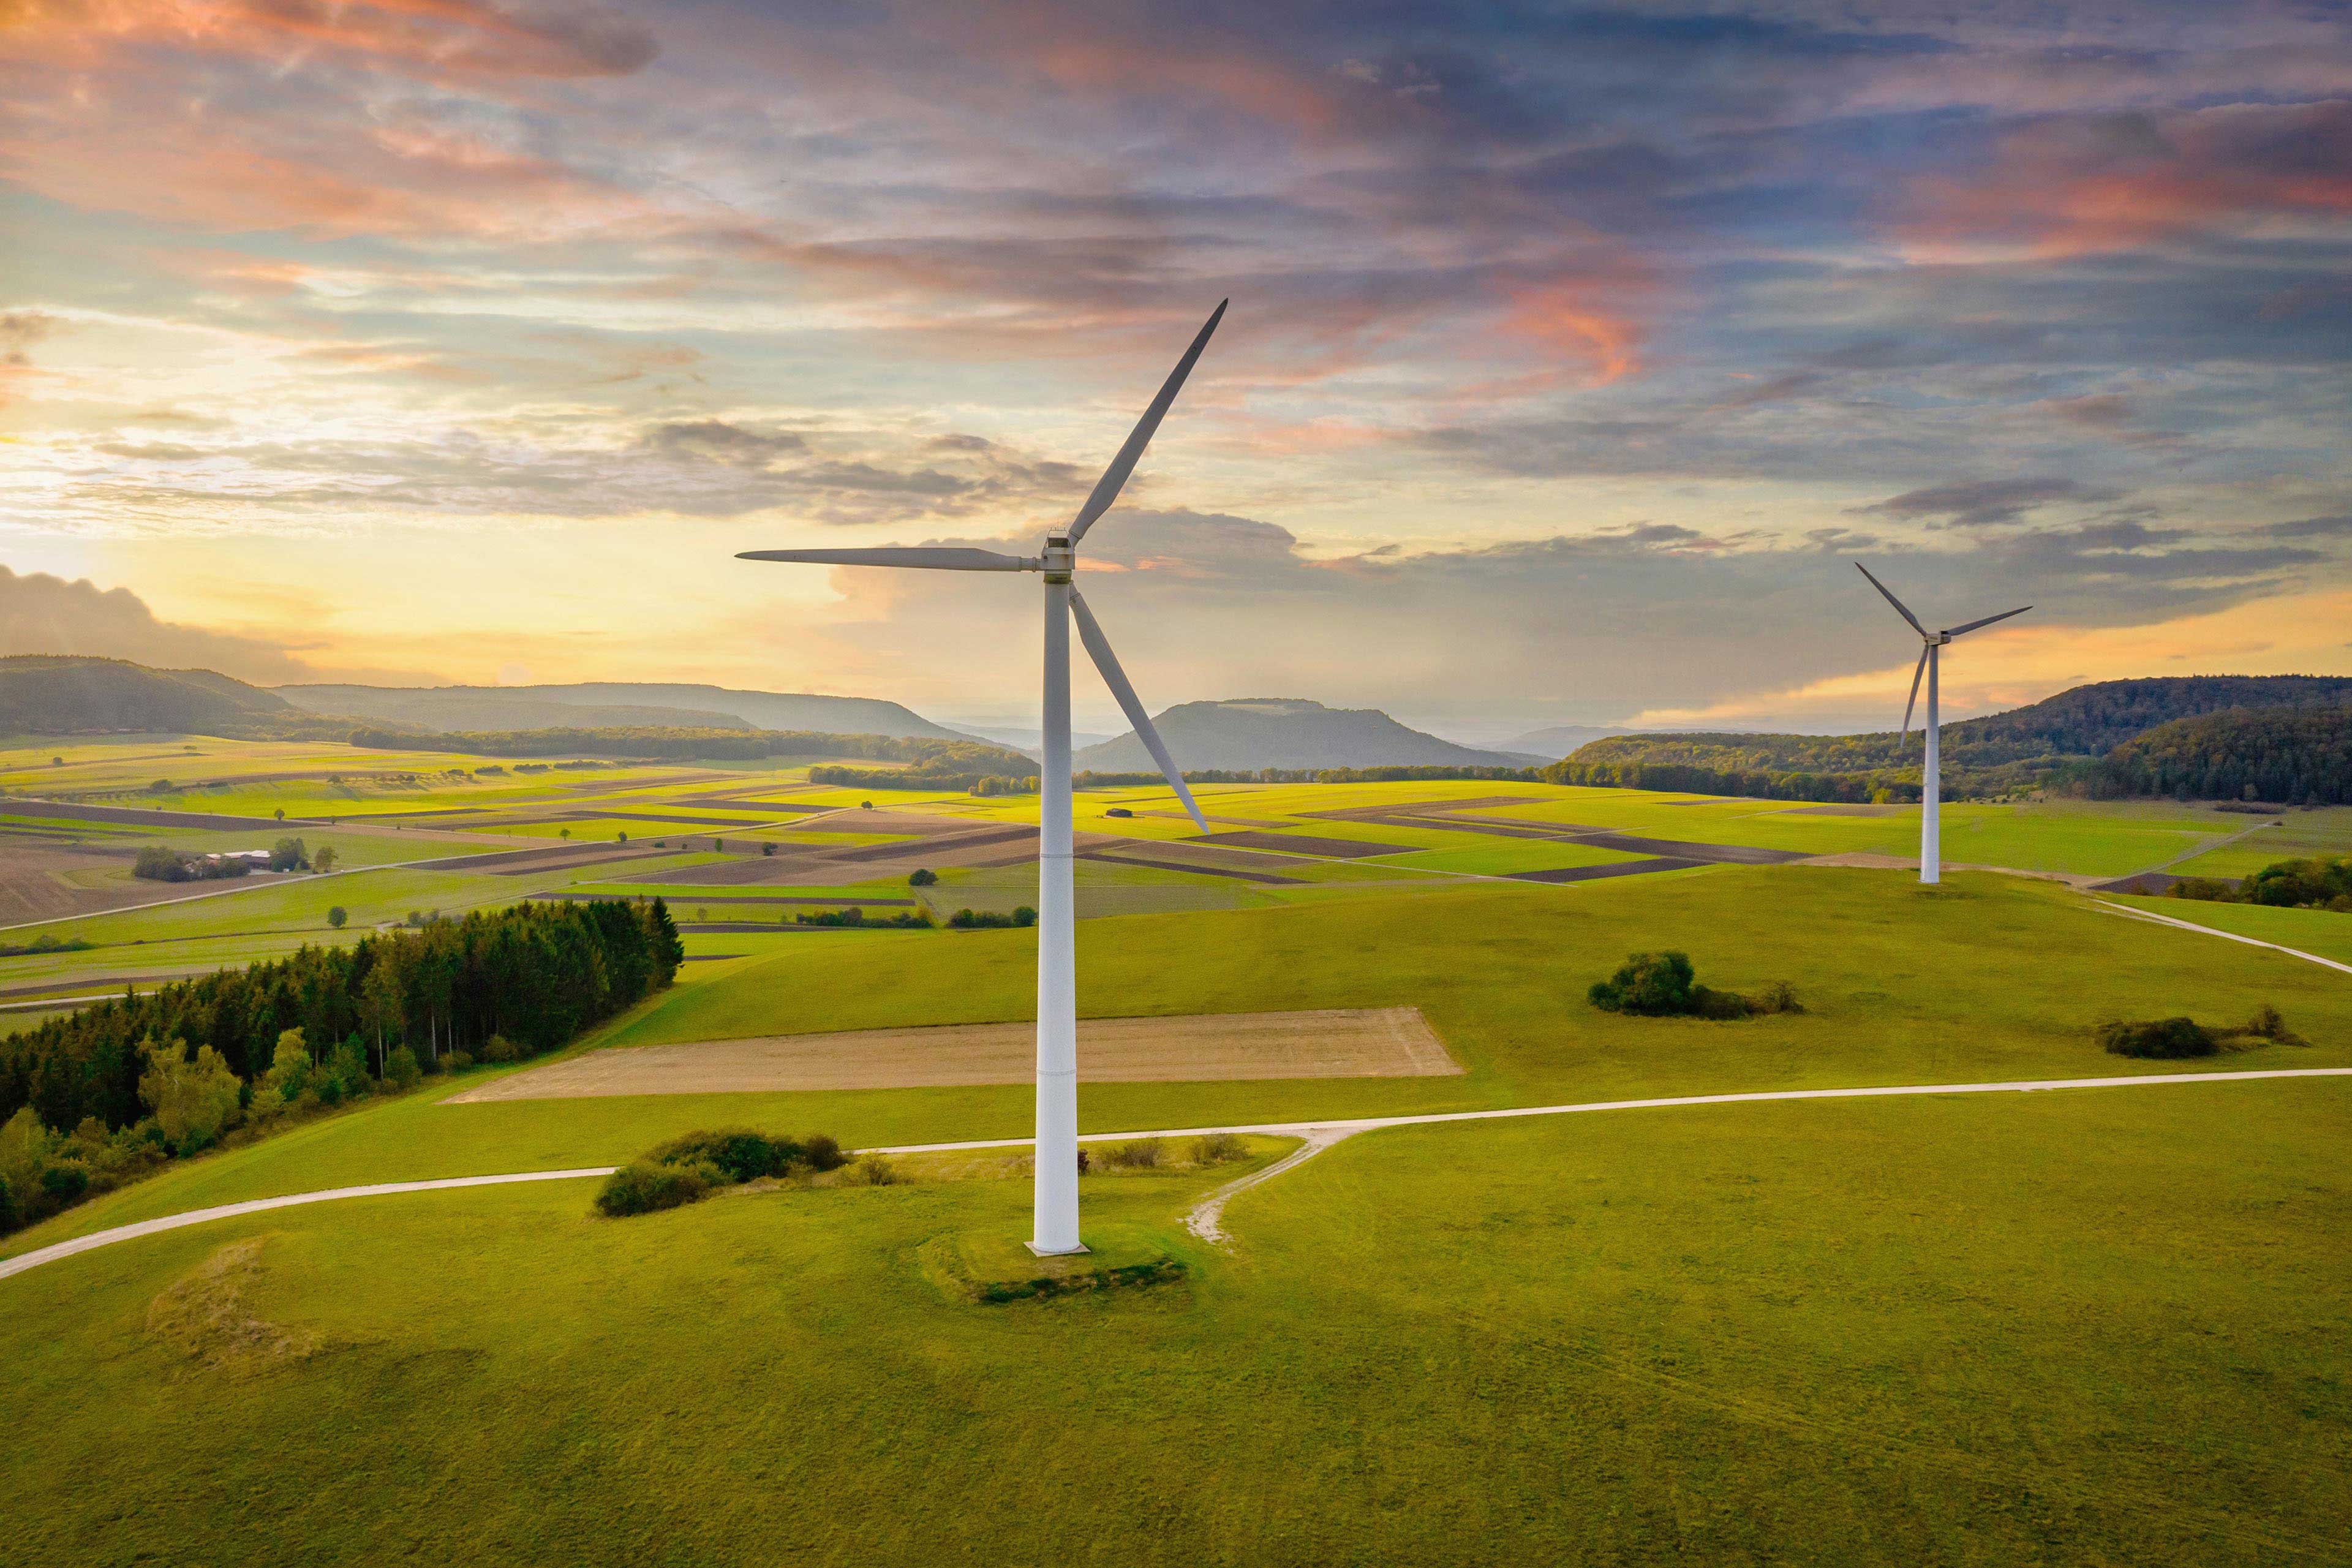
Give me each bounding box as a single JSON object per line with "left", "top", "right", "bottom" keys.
{"left": 1190, "top": 830, "right": 1411, "bottom": 859}
{"left": 448, "top": 1006, "right": 1463, "bottom": 1100}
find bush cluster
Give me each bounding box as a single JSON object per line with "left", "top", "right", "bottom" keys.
{"left": 2165, "top": 853, "right": 2352, "bottom": 912}
{"left": 1587, "top": 952, "right": 1800, "bottom": 1020}
{"left": 946, "top": 907, "right": 1037, "bottom": 929}
{"left": 2098, "top": 1006, "right": 2304, "bottom": 1059}
{"left": 792, "top": 907, "right": 930, "bottom": 929}
{"left": 594, "top": 1127, "right": 850, "bottom": 1218}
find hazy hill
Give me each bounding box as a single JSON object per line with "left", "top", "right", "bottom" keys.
{"left": 1501, "top": 723, "right": 1630, "bottom": 760}
{"left": 1074, "top": 698, "right": 1531, "bottom": 772}
{"left": 276, "top": 682, "right": 957, "bottom": 740}
{"left": 1555, "top": 675, "right": 2352, "bottom": 802}
{"left": 0, "top": 655, "right": 296, "bottom": 736}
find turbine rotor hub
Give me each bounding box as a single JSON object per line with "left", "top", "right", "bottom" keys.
{"left": 1041, "top": 537, "right": 1076, "bottom": 582}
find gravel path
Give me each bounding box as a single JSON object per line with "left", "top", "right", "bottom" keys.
{"left": 10, "top": 1068, "right": 2348, "bottom": 1284}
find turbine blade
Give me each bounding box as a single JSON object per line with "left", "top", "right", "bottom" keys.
{"left": 1066, "top": 300, "right": 1227, "bottom": 544}
{"left": 1944, "top": 605, "right": 2032, "bottom": 638}
{"left": 1066, "top": 588, "right": 1208, "bottom": 831}
{"left": 1901, "top": 645, "right": 1928, "bottom": 742}
{"left": 737, "top": 546, "right": 1036, "bottom": 571}
{"left": 1854, "top": 561, "right": 1928, "bottom": 637}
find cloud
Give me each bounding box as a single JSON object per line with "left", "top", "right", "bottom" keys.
{"left": 637, "top": 421, "right": 807, "bottom": 467}
{"left": 0, "top": 564, "right": 324, "bottom": 682}
{"left": 1857, "top": 477, "right": 2123, "bottom": 528}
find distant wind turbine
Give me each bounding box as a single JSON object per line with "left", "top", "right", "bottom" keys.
{"left": 1854, "top": 562, "right": 2031, "bottom": 885}
{"left": 741, "top": 302, "right": 1226, "bottom": 1255}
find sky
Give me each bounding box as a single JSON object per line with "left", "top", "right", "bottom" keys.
{"left": 1, "top": 0, "right": 2348, "bottom": 741}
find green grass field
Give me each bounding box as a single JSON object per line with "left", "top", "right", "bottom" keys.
{"left": 9, "top": 737, "right": 2352, "bottom": 1564}
{"left": 2, "top": 1079, "right": 2344, "bottom": 1566}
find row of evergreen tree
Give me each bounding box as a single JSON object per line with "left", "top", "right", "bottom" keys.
{"left": 0, "top": 898, "right": 685, "bottom": 1136}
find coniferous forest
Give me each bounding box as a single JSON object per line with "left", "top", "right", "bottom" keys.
{"left": 0, "top": 899, "right": 685, "bottom": 1234}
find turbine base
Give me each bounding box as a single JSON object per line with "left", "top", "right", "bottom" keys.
{"left": 1025, "top": 1241, "right": 1091, "bottom": 1258}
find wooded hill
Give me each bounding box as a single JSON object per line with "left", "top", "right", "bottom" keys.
{"left": 0, "top": 655, "right": 346, "bottom": 739}
{"left": 1553, "top": 676, "right": 2352, "bottom": 804}
{"left": 353, "top": 725, "right": 1035, "bottom": 772}
{"left": 2090, "top": 702, "right": 2352, "bottom": 805}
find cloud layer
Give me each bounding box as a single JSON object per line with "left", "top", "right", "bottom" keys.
{"left": 1, "top": 0, "right": 2347, "bottom": 724}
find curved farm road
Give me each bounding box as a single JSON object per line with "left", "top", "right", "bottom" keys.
{"left": 7, "top": 1068, "right": 2350, "bottom": 1283}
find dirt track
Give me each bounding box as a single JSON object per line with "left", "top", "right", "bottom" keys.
{"left": 446, "top": 1006, "right": 1463, "bottom": 1100}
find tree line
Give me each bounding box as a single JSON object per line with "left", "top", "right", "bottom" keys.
{"left": 0, "top": 897, "right": 685, "bottom": 1140}
{"left": 350, "top": 725, "right": 1035, "bottom": 771}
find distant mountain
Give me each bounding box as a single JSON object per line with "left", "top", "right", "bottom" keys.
{"left": 1074, "top": 697, "right": 1532, "bottom": 772}
{"left": 1500, "top": 723, "right": 1630, "bottom": 760}
{"left": 274, "top": 682, "right": 958, "bottom": 740}
{"left": 943, "top": 725, "right": 1116, "bottom": 758}
{"left": 1555, "top": 675, "right": 2352, "bottom": 802}
{"left": 0, "top": 655, "right": 296, "bottom": 736}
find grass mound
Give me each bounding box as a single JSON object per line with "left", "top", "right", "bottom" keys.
{"left": 145, "top": 1238, "right": 318, "bottom": 1373}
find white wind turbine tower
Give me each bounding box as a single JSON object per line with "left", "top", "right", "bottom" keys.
{"left": 1854, "top": 562, "right": 2031, "bottom": 886}
{"left": 741, "top": 302, "right": 1226, "bottom": 1255}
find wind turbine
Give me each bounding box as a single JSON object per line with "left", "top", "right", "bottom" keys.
{"left": 740, "top": 302, "right": 1225, "bottom": 1255}
{"left": 1854, "top": 563, "right": 2030, "bottom": 886}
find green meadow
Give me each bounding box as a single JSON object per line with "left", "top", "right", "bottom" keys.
{"left": 2, "top": 1080, "right": 2345, "bottom": 1566}
{"left": 8, "top": 737, "right": 2352, "bottom": 1564}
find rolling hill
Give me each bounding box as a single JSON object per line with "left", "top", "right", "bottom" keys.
{"left": 1074, "top": 698, "right": 1532, "bottom": 772}
{"left": 0, "top": 655, "right": 305, "bottom": 737}
{"left": 1554, "top": 675, "right": 2352, "bottom": 802}
{"left": 274, "top": 682, "right": 959, "bottom": 740}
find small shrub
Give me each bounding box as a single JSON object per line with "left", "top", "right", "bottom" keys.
{"left": 1589, "top": 951, "right": 1697, "bottom": 1016}
{"left": 846, "top": 1153, "right": 901, "bottom": 1186}
{"left": 383, "top": 1046, "right": 422, "bottom": 1091}
{"left": 2098, "top": 1017, "right": 2215, "bottom": 1060}
{"left": 908, "top": 867, "right": 938, "bottom": 886}
{"left": 1691, "top": 987, "right": 1755, "bottom": 1020}
{"left": 325, "top": 905, "right": 348, "bottom": 929}
{"left": 1192, "top": 1133, "right": 1248, "bottom": 1164}
{"left": 1107, "top": 1139, "right": 1163, "bottom": 1169}
{"left": 594, "top": 1159, "right": 712, "bottom": 1218}
{"left": 1755, "top": 981, "right": 1803, "bottom": 1014}
{"left": 802, "top": 1134, "right": 848, "bottom": 1173}
{"left": 2245, "top": 1005, "right": 2307, "bottom": 1046}
{"left": 443, "top": 1050, "right": 474, "bottom": 1072}
{"left": 481, "top": 1033, "right": 520, "bottom": 1063}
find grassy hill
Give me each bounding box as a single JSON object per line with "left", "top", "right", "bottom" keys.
{"left": 1556, "top": 675, "right": 2352, "bottom": 803}
{"left": 1076, "top": 697, "right": 1530, "bottom": 771}
{"left": 3, "top": 867, "right": 2347, "bottom": 1565}
{"left": 278, "top": 682, "right": 960, "bottom": 740}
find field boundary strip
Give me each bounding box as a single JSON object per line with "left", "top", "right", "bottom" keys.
{"left": 6, "top": 1068, "right": 2348, "bottom": 1284}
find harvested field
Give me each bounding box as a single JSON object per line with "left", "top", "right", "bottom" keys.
{"left": 406, "top": 843, "right": 680, "bottom": 875}
{"left": 1079, "top": 849, "right": 1303, "bottom": 886}
{"left": 1189, "top": 830, "right": 1411, "bottom": 859}
{"left": 0, "top": 799, "right": 309, "bottom": 833}
{"left": 447, "top": 1006, "right": 1462, "bottom": 1099}
{"left": 1506, "top": 857, "right": 1708, "bottom": 884}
